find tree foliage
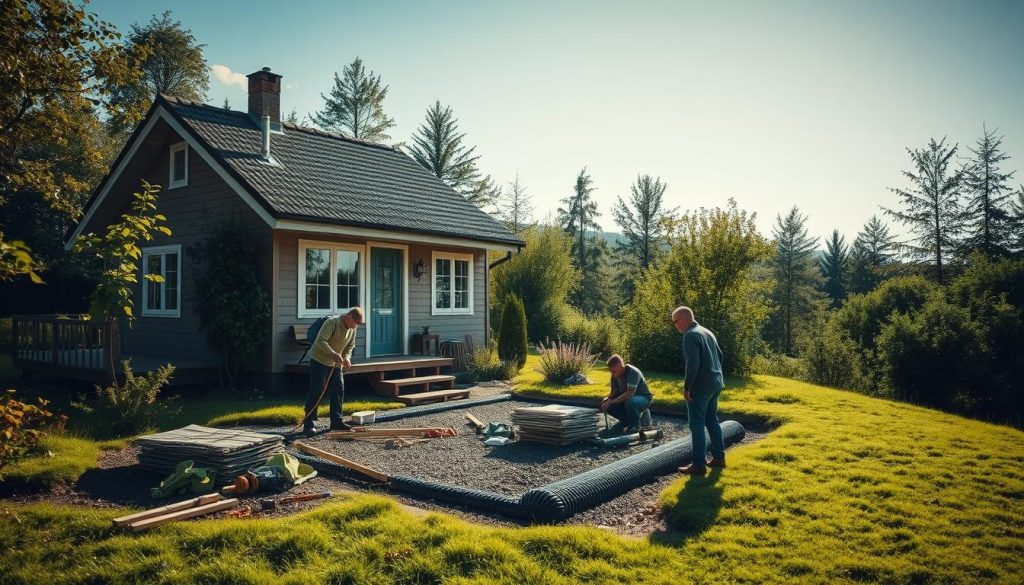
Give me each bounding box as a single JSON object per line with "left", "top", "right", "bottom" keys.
{"left": 558, "top": 168, "right": 605, "bottom": 311}
{"left": 312, "top": 57, "right": 395, "bottom": 142}
{"left": 496, "top": 293, "right": 528, "bottom": 369}
{"left": 408, "top": 100, "right": 498, "bottom": 207}
{"left": 107, "top": 10, "right": 209, "bottom": 135}
{"left": 885, "top": 137, "right": 965, "bottom": 284}
{"left": 0, "top": 0, "right": 138, "bottom": 281}
{"left": 189, "top": 217, "right": 271, "bottom": 390}
{"left": 491, "top": 225, "right": 579, "bottom": 341}
{"left": 624, "top": 200, "right": 772, "bottom": 375}
{"left": 820, "top": 229, "right": 848, "bottom": 308}
{"left": 766, "top": 206, "right": 822, "bottom": 355}
{"left": 613, "top": 174, "right": 672, "bottom": 271}
{"left": 960, "top": 125, "right": 1016, "bottom": 258}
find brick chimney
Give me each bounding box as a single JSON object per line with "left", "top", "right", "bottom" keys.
{"left": 247, "top": 67, "right": 282, "bottom": 125}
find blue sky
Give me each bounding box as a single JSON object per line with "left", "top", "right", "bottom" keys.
{"left": 87, "top": 0, "right": 1024, "bottom": 242}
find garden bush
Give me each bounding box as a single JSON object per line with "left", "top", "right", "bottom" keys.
{"left": 560, "top": 308, "right": 623, "bottom": 359}
{"left": 75, "top": 360, "right": 177, "bottom": 437}
{"left": 497, "top": 293, "right": 528, "bottom": 368}
{"left": 802, "top": 325, "right": 861, "bottom": 389}
{"left": 750, "top": 352, "right": 809, "bottom": 381}
{"left": 465, "top": 342, "right": 519, "bottom": 383}
{"left": 0, "top": 390, "right": 63, "bottom": 477}
{"left": 535, "top": 340, "right": 597, "bottom": 384}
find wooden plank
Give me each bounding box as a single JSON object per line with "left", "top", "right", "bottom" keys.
{"left": 326, "top": 427, "right": 454, "bottom": 439}
{"left": 465, "top": 412, "right": 485, "bottom": 430}
{"left": 376, "top": 375, "right": 455, "bottom": 388}
{"left": 113, "top": 493, "right": 223, "bottom": 527}
{"left": 292, "top": 442, "right": 389, "bottom": 483}
{"left": 397, "top": 389, "right": 469, "bottom": 406}
{"left": 127, "top": 499, "right": 239, "bottom": 532}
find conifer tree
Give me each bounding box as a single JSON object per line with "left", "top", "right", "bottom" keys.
{"left": 312, "top": 57, "right": 395, "bottom": 142}
{"left": 498, "top": 172, "right": 533, "bottom": 234}
{"left": 1012, "top": 187, "right": 1024, "bottom": 256}
{"left": 768, "top": 206, "right": 822, "bottom": 355}
{"left": 613, "top": 174, "right": 673, "bottom": 271}
{"left": 408, "top": 100, "right": 498, "bottom": 207}
{"left": 961, "top": 125, "right": 1016, "bottom": 258}
{"left": 848, "top": 215, "right": 898, "bottom": 294}
{"left": 557, "top": 168, "right": 605, "bottom": 313}
{"left": 820, "top": 229, "right": 848, "bottom": 307}
{"left": 885, "top": 137, "right": 965, "bottom": 284}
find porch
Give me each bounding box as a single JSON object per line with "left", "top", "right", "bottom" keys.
{"left": 285, "top": 355, "right": 466, "bottom": 405}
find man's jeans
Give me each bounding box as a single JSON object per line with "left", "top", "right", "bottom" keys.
{"left": 686, "top": 388, "right": 726, "bottom": 468}
{"left": 305, "top": 360, "right": 345, "bottom": 427}
{"left": 608, "top": 394, "right": 652, "bottom": 429}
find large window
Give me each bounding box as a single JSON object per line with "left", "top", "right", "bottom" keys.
{"left": 169, "top": 142, "right": 188, "bottom": 189}
{"left": 432, "top": 252, "right": 473, "bottom": 315}
{"left": 142, "top": 245, "right": 181, "bottom": 317}
{"left": 299, "top": 241, "right": 363, "bottom": 318}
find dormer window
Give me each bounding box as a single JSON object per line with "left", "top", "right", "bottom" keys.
{"left": 169, "top": 142, "right": 188, "bottom": 188}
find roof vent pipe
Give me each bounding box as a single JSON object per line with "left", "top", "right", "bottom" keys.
{"left": 261, "top": 114, "right": 271, "bottom": 161}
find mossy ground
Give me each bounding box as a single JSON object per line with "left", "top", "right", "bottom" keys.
{"left": 1, "top": 354, "right": 1022, "bottom": 583}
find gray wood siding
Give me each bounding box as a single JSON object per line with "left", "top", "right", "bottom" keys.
{"left": 115, "top": 121, "right": 273, "bottom": 369}
{"left": 272, "top": 233, "right": 486, "bottom": 373}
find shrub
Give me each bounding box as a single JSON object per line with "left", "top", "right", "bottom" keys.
{"left": 535, "top": 340, "right": 596, "bottom": 384}
{"left": 497, "top": 294, "right": 528, "bottom": 368}
{"left": 491, "top": 225, "right": 579, "bottom": 341}
{"left": 75, "top": 360, "right": 177, "bottom": 437}
{"left": 190, "top": 217, "right": 272, "bottom": 390}
{"left": 465, "top": 343, "right": 519, "bottom": 383}
{"left": 802, "top": 326, "right": 860, "bottom": 389}
{"left": 559, "top": 309, "right": 622, "bottom": 358}
{"left": 0, "top": 390, "right": 63, "bottom": 477}
{"left": 750, "top": 353, "right": 808, "bottom": 380}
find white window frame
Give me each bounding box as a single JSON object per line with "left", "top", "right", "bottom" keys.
{"left": 141, "top": 244, "right": 182, "bottom": 318}
{"left": 431, "top": 251, "right": 474, "bottom": 316}
{"left": 297, "top": 239, "right": 366, "bottom": 319}
{"left": 169, "top": 142, "right": 188, "bottom": 189}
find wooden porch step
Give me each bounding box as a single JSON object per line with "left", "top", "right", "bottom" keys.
{"left": 395, "top": 388, "right": 471, "bottom": 406}
{"left": 375, "top": 374, "right": 455, "bottom": 396}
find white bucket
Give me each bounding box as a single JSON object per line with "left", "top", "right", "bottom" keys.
{"left": 351, "top": 410, "right": 376, "bottom": 425}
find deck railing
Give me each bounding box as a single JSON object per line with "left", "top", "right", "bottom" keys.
{"left": 11, "top": 314, "right": 120, "bottom": 377}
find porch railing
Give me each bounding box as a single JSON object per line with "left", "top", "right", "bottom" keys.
{"left": 11, "top": 314, "right": 120, "bottom": 376}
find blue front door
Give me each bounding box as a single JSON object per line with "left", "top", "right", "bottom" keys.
{"left": 370, "top": 248, "right": 402, "bottom": 355}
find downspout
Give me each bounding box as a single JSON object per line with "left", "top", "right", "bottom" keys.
{"left": 488, "top": 251, "right": 514, "bottom": 270}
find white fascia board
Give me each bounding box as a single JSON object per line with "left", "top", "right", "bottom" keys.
{"left": 65, "top": 106, "right": 275, "bottom": 251}
{"left": 275, "top": 219, "right": 520, "bottom": 252}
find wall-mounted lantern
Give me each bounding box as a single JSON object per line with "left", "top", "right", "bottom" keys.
{"left": 413, "top": 259, "right": 427, "bottom": 280}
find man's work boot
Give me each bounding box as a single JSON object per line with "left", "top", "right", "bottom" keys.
{"left": 330, "top": 420, "right": 352, "bottom": 431}
{"left": 707, "top": 458, "right": 726, "bottom": 468}
{"left": 302, "top": 422, "right": 318, "bottom": 436}
{"left": 677, "top": 463, "right": 707, "bottom": 475}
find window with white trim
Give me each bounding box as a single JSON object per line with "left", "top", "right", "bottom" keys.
{"left": 142, "top": 245, "right": 181, "bottom": 317}
{"left": 298, "top": 241, "right": 363, "bottom": 318}
{"left": 432, "top": 252, "right": 473, "bottom": 315}
{"left": 169, "top": 142, "right": 188, "bottom": 188}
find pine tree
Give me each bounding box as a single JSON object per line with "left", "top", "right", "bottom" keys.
{"left": 848, "top": 215, "right": 898, "bottom": 294}
{"left": 885, "top": 137, "right": 965, "bottom": 284}
{"left": 408, "top": 100, "right": 497, "bottom": 208}
{"left": 498, "top": 172, "right": 533, "bottom": 234}
{"left": 284, "top": 108, "right": 302, "bottom": 125}
{"left": 768, "top": 206, "right": 822, "bottom": 355}
{"left": 820, "top": 229, "right": 848, "bottom": 307}
{"left": 311, "top": 57, "right": 395, "bottom": 142}
{"left": 557, "top": 168, "right": 604, "bottom": 313}
{"left": 222, "top": 98, "right": 230, "bottom": 110}
{"left": 1012, "top": 186, "right": 1024, "bottom": 256}
{"left": 960, "top": 125, "right": 1016, "bottom": 258}
{"left": 613, "top": 174, "right": 673, "bottom": 271}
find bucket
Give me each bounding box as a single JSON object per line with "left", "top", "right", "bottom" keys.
{"left": 351, "top": 410, "right": 376, "bottom": 425}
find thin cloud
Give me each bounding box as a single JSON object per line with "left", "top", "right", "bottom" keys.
{"left": 210, "top": 64, "right": 246, "bottom": 90}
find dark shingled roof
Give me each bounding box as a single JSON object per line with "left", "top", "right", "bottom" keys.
{"left": 159, "top": 95, "right": 523, "bottom": 247}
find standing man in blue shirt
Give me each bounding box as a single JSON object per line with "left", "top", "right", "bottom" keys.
{"left": 672, "top": 306, "right": 726, "bottom": 475}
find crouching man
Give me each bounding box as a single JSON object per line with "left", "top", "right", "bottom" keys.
{"left": 600, "top": 354, "right": 654, "bottom": 433}
{"left": 303, "top": 306, "right": 365, "bottom": 435}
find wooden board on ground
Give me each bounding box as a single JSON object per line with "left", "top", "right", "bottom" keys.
{"left": 326, "top": 427, "right": 457, "bottom": 439}
{"left": 128, "top": 499, "right": 239, "bottom": 532}
{"left": 113, "top": 493, "right": 223, "bottom": 527}
{"left": 465, "top": 412, "right": 485, "bottom": 431}
{"left": 292, "top": 442, "right": 389, "bottom": 483}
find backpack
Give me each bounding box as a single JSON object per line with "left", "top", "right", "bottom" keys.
{"left": 307, "top": 315, "right": 331, "bottom": 343}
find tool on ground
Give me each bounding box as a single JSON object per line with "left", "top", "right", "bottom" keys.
{"left": 326, "top": 427, "right": 457, "bottom": 440}
{"left": 117, "top": 496, "right": 239, "bottom": 532}
{"left": 604, "top": 413, "right": 610, "bottom": 431}
{"left": 591, "top": 427, "right": 664, "bottom": 448}
{"left": 260, "top": 491, "right": 332, "bottom": 512}
{"left": 229, "top": 452, "right": 318, "bottom": 495}
{"left": 288, "top": 363, "right": 338, "bottom": 434}
{"left": 113, "top": 493, "right": 223, "bottom": 527}
{"left": 384, "top": 437, "right": 431, "bottom": 449}
{"left": 465, "top": 412, "right": 485, "bottom": 434}
{"left": 292, "top": 441, "right": 389, "bottom": 483}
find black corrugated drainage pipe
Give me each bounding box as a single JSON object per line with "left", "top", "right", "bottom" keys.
{"left": 520, "top": 420, "right": 745, "bottom": 522}
{"left": 591, "top": 428, "right": 664, "bottom": 447}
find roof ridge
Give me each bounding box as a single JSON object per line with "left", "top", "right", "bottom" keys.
{"left": 281, "top": 122, "right": 398, "bottom": 152}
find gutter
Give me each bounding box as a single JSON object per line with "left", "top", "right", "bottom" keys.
{"left": 489, "top": 251, "right": 514, "bottom": 270}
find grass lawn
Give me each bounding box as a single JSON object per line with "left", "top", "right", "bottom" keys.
{"left": 1, "top": 355, "right": 1022, "bottom": 583}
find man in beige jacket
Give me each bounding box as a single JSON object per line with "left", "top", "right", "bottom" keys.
{"left": 303, "top": 307, "right": 364, "bottom": 435}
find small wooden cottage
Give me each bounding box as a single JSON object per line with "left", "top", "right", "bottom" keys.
{"left": 17, "top": 67, "right": 523, "bottom": 399}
